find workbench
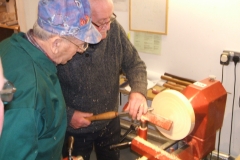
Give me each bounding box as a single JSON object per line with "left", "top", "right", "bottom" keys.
{"left": 119, "top": 77, "right": 166, "bottom": 101}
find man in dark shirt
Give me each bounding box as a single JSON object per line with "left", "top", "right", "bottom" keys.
{"left": 58, "top": 0, "right": 148, "bottom": 159}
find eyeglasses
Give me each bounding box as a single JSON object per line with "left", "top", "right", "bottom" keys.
{"left": 61, "top": 37, "right": 89, "bottom": 52}
{"left": 92, "top": 13, "right": 117, "bottom": 30}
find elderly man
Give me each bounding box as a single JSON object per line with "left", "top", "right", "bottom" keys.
{"left": 0, "top": 0, "right": 101, "bottom": 159}
{"left": 58, "top": 0, "right": 148, "bottom": 159}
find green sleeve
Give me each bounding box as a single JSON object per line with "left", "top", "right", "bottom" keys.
{"left": 0, "top": 108, "right": 40, "bottom": 160}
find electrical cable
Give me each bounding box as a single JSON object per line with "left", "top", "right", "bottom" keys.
{"left": 216, "top": 56, "right": 238, "bottom": 159}
{"left": 215, "top": 64, "right": 224, "bottom": 160}
{"left": 217, "top": 127, "right": 222, "bottom": 160}
{"left": 239, "top": 92, "right": 240, "bottom": 108}
{"left": 228, "top": 56, "right": 239, "bottom": 156}
{"left": 221, "top": 64, "right": 224, "bottom": 84}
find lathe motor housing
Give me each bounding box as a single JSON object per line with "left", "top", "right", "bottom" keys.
{"left": 178, "top": 78, "right": 227, "bottom": 159}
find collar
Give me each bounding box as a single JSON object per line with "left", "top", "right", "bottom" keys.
{"left": 25, "top": 30, "right": 56, "bottom": 65}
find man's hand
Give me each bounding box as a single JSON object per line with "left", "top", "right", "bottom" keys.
{"left": 124, "top": 92, "right": 148, "bottom": 120}
{"left": 70, "top": 111, "right": 93, "bottom": 129}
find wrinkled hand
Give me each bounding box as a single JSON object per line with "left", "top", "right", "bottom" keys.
{"left": 70, "top": 111, "right": 93, "bottom": 129}
{"left": 124, "top": 92, "right": 148, "bottom": 120}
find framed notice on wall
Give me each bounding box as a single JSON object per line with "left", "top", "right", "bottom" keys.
{"left": 129, "top": 0, "right": 168, "bottom": 35}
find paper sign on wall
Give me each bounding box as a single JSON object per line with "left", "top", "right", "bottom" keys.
{"left": 133, "top": 32, "right": 161, "bottom": 55}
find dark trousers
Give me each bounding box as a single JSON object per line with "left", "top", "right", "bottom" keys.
{"left": 62, "top": 117, "right": 121, "bottom": 160}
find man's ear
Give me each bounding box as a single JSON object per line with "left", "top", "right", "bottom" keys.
{"left": 51, "top": 37, "right": 62, "bottom": 54}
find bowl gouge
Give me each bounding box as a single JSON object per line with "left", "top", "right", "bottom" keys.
{"left": 84, "top": 108, "right": 154, "bottom": 122}
{"left": 85, "top": 111, "right": 118, "bottom": 121}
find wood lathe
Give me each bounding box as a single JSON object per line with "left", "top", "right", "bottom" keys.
{"left": 113, "top": 76, "right": 227, "bottom": 160}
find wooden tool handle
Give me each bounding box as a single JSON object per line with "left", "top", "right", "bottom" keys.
{"left": 163, "top": 83, "right": 184, "bottom": 92}
{"left": 164, "top": 72, "right": 196, "bottom": 83}
{"left": 166, "top": 81, "right": 186, "bottom": 89}
{"left": 161, "top": 75, "right": 192, "bottom": 86}
{"left": 85, "top": 111, "right": 118, "bottom": 121}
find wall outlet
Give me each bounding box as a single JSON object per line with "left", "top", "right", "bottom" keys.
{"left": 232, "top": 51, "right": 240, "bottom": 63}
{"left": 220, "top": 51, "right": 231, "bottom": 65}
{"left": 220, "top": 50, "right": 240, "bottom": 65}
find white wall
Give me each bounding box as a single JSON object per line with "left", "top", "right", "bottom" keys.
{"left": 116, "top": 0, "right": 240, "bottom": 157}
{"left": 16, "top": 0, "right": 240, "bottom": 157}
{"left": 16, "top": 0, "right": 38, "bottom": 32}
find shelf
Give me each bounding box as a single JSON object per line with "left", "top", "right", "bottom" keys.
{"left": 0, "top": 23, "right": 19, "bottom": 31}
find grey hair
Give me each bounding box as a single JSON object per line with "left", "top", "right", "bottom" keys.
{"left": 32, "top": 22, "right": 56, "bottom": 40}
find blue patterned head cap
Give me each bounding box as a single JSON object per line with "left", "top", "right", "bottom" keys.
{"left": 37, "top": 0, "right": 101, "bottom": 44}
